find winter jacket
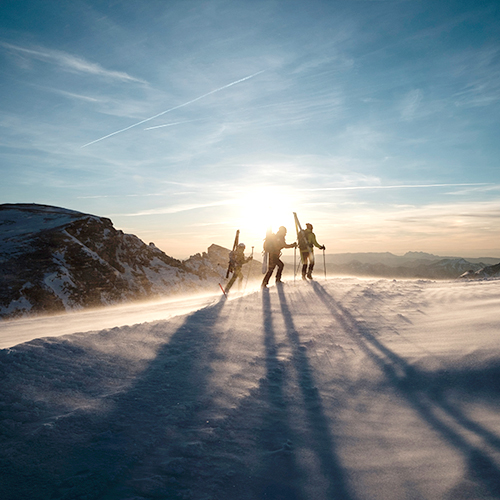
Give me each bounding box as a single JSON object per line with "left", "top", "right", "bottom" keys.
{"left": 229, "top": 247, "right": 252, "bottom": 269}
{"left": 301, "top": 229, "right": 323, "bottom": 253}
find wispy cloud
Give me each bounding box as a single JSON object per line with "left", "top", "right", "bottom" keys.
{"left": 451, "top": 46, "right": 500, "bottom": 108}
{"left": 1, "top": 42, "right": 146, "bottom": 83}
{"left": 314, "top": 198, "right": 500, "bottom": 256}
{"left": 386, "top": 200, "right": 500, "bottom": 223}
{"left": 81, "top": 70, "right": 265, "bottom": 147}
{"left": 116, "top": 199, "right": 236, "bottom": 216}
{"left": 400, "top": 89, "right": 423, "bottom": 120}
{"left": 78, "top": 193, "right": 170, "bottom": 199}
{"left": 51, "top": 89, "right": 102, "bottom": 103}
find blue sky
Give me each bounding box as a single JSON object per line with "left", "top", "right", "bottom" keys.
{"left": 1, "top": 0, "right": 499, "bottom": 258}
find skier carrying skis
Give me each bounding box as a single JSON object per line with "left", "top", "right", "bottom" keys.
{"left": 261, "top": 226, "right": 297, "bottom": 288}
{"left": 299, "top": 223, "right": 325, "bottom": 280}
{"left": 225, "top": 243, "right": 253, "bottom": 293}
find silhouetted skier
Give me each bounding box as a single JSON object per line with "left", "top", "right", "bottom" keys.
{"left": 225, "top": 243, "right": 253, "bottom": 293}
{"left": 261, "top": 226, "right": 297, "bottom": 287}
{"left": 299, "top": 223, "right": 325, "bottom": 280}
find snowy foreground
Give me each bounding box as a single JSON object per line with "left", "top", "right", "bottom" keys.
{"left": 1, "top": 277, "right": 500, "bottom": 500}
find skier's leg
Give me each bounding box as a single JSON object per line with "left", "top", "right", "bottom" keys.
{"left": 275, "top": 259, "right": 285, "bottom": 283}
{"left": 302, "top": 263, "right": 308, "bottom": 279}
{"left": 225, "top": 273, "right": 237, "bottom": 292}
{"left": 306, "top": 252, "right": 315, "bottom": 279}
{"left": 261, "top": 268, "right": 272, "bottom": 287}
{"left": 236, "top": 269, "right": 244, "bottom": 290}
{"left": 301, "top": 252, "right": 310, "bottom": 279}
{"left": 262, "top": 256, "right": 277, "bottom": 286}
{"left": 307, "top": 263, "right": 314, "bottom": 279}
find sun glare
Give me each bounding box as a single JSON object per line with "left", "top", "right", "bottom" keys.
{"left": 237, "top": 187, "right": 297, "bottom": 248}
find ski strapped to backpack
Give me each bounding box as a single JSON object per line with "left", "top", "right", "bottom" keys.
{"left": 226, "top": 229, "right": 240, "bottom": 278}
{"left": 261, "top": 227, "right": 273, "bottom": 274}
{"left": 293, "top": 212, "right": 311, "bottom": 258}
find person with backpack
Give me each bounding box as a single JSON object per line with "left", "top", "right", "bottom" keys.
{"left": 299, "top": 223, "right": 325, "bottom": 280}
{"left": 225, "top": 243, "right": 253, "bottom": 293}
{"left": 261, "top": 226, "right": 297, "bottom": 288}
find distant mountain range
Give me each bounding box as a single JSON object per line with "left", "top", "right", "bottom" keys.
{"left": 322, "top": 251, "right": 500, "bottom": 267}
{"left": 283, "top": 250, "right": 500, "bottom": 280}
{"left": 326, "top": 257, "right": 495, "bottom": 280}
{"left": 1, "top": 203, "right": 498, "bottom": 319}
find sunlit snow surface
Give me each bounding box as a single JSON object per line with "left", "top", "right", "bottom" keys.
{"left": 1, "top": 277, "right": 500, "bottom": 500}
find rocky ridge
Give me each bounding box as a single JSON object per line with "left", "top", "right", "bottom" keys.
{"left": 459, "top": 262, "right": 500, "bottom": 280}
{"left": 0, "top": 204, "right": 232, "bottom": 319}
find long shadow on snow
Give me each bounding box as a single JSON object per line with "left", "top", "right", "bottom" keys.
{"left": 310, "top": 281, "right": 500, "bottom": 499}
{"left": 4, "top": 298, "right": 227, "bottom": 500}
{"left": 275, "top": 284, "right": 355, "bottom": 500}
{"left": 199, "top": 288, "right": 355, "bottom": 500}
{"left": 245, "top": 287, "right": 308, "bottom": 500}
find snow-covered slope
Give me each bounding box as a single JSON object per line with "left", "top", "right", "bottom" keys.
{"left": 0, "top": 204, "right": 221, "bottom": 319}
{"left": 1, "top": 277, "right": 500, "bottom": 500}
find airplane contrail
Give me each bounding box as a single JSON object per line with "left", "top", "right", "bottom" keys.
{"left": 144, "top": 119, "right": 201, "bottom": 131}
{"left": 81, "top": 70, "right": 265, "bottom": 148}
{"left": 302, "top": 182, "right": 492, "bottom": 191}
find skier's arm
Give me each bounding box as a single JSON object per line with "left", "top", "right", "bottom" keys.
{"left": 310, "top": 232, "right": 324, "bottom": 250}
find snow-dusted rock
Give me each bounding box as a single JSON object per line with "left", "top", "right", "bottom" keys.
{"left": 184, "top": 244, "right": 230, "bottom": 280}
{"left": 0, "top": 204, "right": 222, "bottom": 318}
{"left": 459, "top": 262, "right": 500, "bottom": 280}
{"left": 184, "top": 243, "right": 262, "bottom": 282}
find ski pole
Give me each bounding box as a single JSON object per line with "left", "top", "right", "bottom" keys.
{"left": 293, "top": 245, "right": 296, "bottom": 282}
{"left": 244, "top": 246, "right": 254, "bottom": 291}
{"left": 295, "top": 254, "right": 302, "bottom": 277}
{"left": 323, "top": 248, "right": 326, "bottom": 280}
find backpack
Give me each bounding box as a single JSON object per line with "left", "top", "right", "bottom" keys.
{"left": 228, "top": 250, "right": 237, "bottom": 267}
{"left": 297, "top": 229, "right": 310, "bottom": 252}
{"left": 263, "top": 233, "right": 278, "bottom": 253}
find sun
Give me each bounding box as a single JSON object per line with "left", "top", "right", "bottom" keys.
{"left": 236, "top": 187, "right": 297, "bottom": 248}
